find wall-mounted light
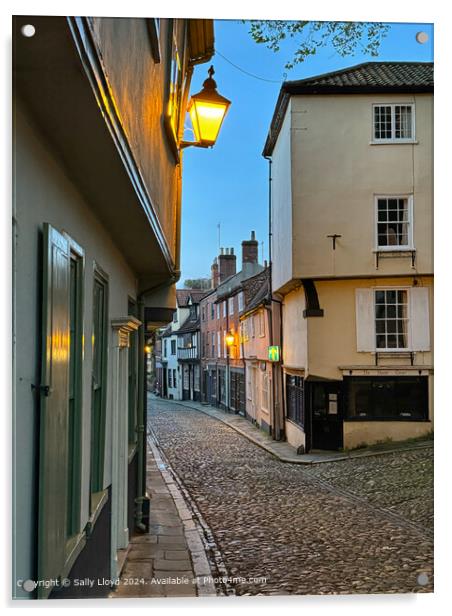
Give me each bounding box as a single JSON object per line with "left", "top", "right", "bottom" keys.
{"left": 144, "top": 345, "right": 152, "bottom": 354}
{"left": 181, "top": 66, "right": 231, "bottom": 149}
{"left": 225, "top": 331, "right": 235, "bottom": 347}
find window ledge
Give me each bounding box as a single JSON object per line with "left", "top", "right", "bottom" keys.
{"left": 128, "top": 443, "right": 138, "bottom": 463}
{"left": 344, "top": 417, "right": 431, "bottom": 423}
{"left": 87, "top": 489, "right": 108, "bottom": 534}
{"left": 286, "top": 417, "right": 305, "bottom": 431}
{"left": 374, "top": 350, "right": 413, "bottom": 355}
{"left": 370, "top": 140, "right": 418, "bottom": 145}
{"left": 373, "top": 248, "right": 415, "bottom": 254}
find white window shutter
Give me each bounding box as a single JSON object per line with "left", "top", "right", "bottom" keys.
{"left": 410, "top": 287, "right": 430, "bottom": 351}
{"left": 355, "top": 289, "right": 375, "bottom": 352}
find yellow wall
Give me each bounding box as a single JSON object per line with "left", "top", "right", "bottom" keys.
{"left": 282, "top": 287, "right": 308, "bottom": 369}
{"left": 307, "top": 277, "right": 433, "bottom": 381}
{"left": 344, "top": 416, "right": 432, "bottom": 449}
{"left": 90, "top": 18, "right": 186, "bottom": 266}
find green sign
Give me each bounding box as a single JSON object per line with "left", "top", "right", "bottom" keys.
{"left": 268, "top": 346, "right": 280, "bottom": 362}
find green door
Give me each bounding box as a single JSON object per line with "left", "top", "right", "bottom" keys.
{"left": 38, "top": 224, "right": 70, "bottom": 598}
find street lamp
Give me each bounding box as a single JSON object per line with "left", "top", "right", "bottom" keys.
{"left": 225, "top": 330, "right": 235, "bottom": 348}
{"left": 181, "top": 66, "right": 231, "bottom": 149}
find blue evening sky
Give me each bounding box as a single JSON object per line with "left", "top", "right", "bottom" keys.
{"left": 179, "top": 20, "right": 433, "bottom": 285}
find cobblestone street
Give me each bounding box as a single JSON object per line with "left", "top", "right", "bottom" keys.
{"left": 149, "top": 397, "right": 433, "bottom": 597}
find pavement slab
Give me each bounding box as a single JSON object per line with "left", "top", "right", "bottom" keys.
{"left": 111, "top": 421, "right": 218, "bottom": 599}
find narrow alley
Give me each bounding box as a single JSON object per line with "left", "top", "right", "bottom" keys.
{"left": 145, "top": 397, "right": 433, "bottom": 596}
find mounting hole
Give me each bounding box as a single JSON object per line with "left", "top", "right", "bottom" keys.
{"left": 21, "top": 24, "right": 36, "bottom": 38}
{"left": 415, "top": 31, "right": 429, "bottom": 44}
{"left": 22, "top": 579, "right": 37, "bottom": 592}
{"left": 417, "top": 572, "right": 429, "bottom": 586}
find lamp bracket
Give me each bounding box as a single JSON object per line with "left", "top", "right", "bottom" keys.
{"left": 180, "top": 140, "right": 210, "bottom": 149}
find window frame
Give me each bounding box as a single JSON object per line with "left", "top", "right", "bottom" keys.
{"left": 286, "top": 374, "right": 305, "bottom": 428}
{"left": 372, "top": 103, "right": 416, "bottom": 144}
{"left": 64, "top": 234, "right": 85, "bottom": 546}
{"left": 261, "top": 371, "right": 270, "bottom": 412}
{"left": 374, "top": 194, "right": 414, "bottom": 251}
{"left": 127, "top": 297, "right": 139, "bottom": 448}
{"left": 238, "top": 291, "right": 244, "bottom": 312}
{"left": 374, "top": 287, "right": 411, "bottom": 352}
{"left": 258, "top": 310, "right": 266, "bottom": 337}
{"left": 163, "top": 19, "right": 188, "bottom": 160}
{"left": 90, "top": 264, "right": 109, "bottom": 499}
{"left": 344, "top": 375, "right": 429, "bottom": 421}
{"left": 229, "top": 297, "right": 234, "bottom": 316}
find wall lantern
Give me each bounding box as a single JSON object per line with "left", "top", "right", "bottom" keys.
{"left": 181, "top": 66, "right": 231, "bottom": 149}
{"left": 225, "top": 331, "right": 235, "bottom": 347}
{"left": 144, "top": 344, "right": 152, "bottom": 354}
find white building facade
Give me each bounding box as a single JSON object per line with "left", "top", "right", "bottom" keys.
{"left": 264, "top": 62, "right": 433, "bottom": 452}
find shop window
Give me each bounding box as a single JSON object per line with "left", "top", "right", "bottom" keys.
{"left": 345, "top": 376, "right": 428, "bottom": 420}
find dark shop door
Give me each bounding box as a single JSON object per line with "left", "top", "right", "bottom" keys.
{"left": 309, "top": 381, "right": 343, "bottom": 450}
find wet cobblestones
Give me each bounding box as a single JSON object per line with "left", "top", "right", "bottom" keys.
{"left": 149, "top": 399, "right": 433, "bottom": 596}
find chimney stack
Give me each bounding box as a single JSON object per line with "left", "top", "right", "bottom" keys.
{"left": 211, "top": 257, "right": 219, "bottom": 289}
{"left": 218, "top": 247, "right": 236, "bottom": 282}
{"left": 242, "top": 230, "right": 258, "bottom": 266}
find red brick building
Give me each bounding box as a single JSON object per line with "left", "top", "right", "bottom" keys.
{"left": 200, "top": 232, "right": 265, "bottom": 412}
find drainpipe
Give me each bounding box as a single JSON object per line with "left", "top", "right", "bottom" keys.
{"left": 263, "top": 155, "right": 279, "bottom": 439}
{"left": 226, "top": 307, "right": 230, "bottom": 411}
{"left": 135, "top": 273, "right": 179, "bottom": 532}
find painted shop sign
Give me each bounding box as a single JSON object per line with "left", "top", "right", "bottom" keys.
{"left": 348, "top": 369, "right": 429, "bottom": 376}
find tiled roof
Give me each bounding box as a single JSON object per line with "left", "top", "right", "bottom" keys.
{"left": 241, "top": 268, "right": 270, "bottom": 315}
{"left": 176, "top": 289, "right": 191, "bottom": 307}
{"left": 285, "top": 61, "right": 433, "bottom": 91}
{"left": 189, "top": 290, "right": 210, "bottom": 303}
{"left": 176, "top": 316, "right": 200, "bottom": 334}
{"left": 263, "top": 61, "right": 433, "bottom": 156}
{"left": 176, "top": 289, "right": 209, "bottom": 307}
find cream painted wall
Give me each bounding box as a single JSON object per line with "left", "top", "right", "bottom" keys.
{"left": 287, "top": 93, "right": 433, "bottom": 279}
{"left": 271, "top": 100, "right": 293, "bottom": 292}
{"left": 242, "top": 308, "right": 271, "bottom": 359}
{"left": 285, "top": 420, "right": 305, "bottom": 450}
{"left": 14, "top": 102, "right": 138, "bottom": 585}
{"left": 281, "top": 287, "right": 308, "bottom": 370}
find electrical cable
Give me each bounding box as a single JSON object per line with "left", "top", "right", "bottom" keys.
{"left": 215, "top": 49, "right": 287, "bottom": 84}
